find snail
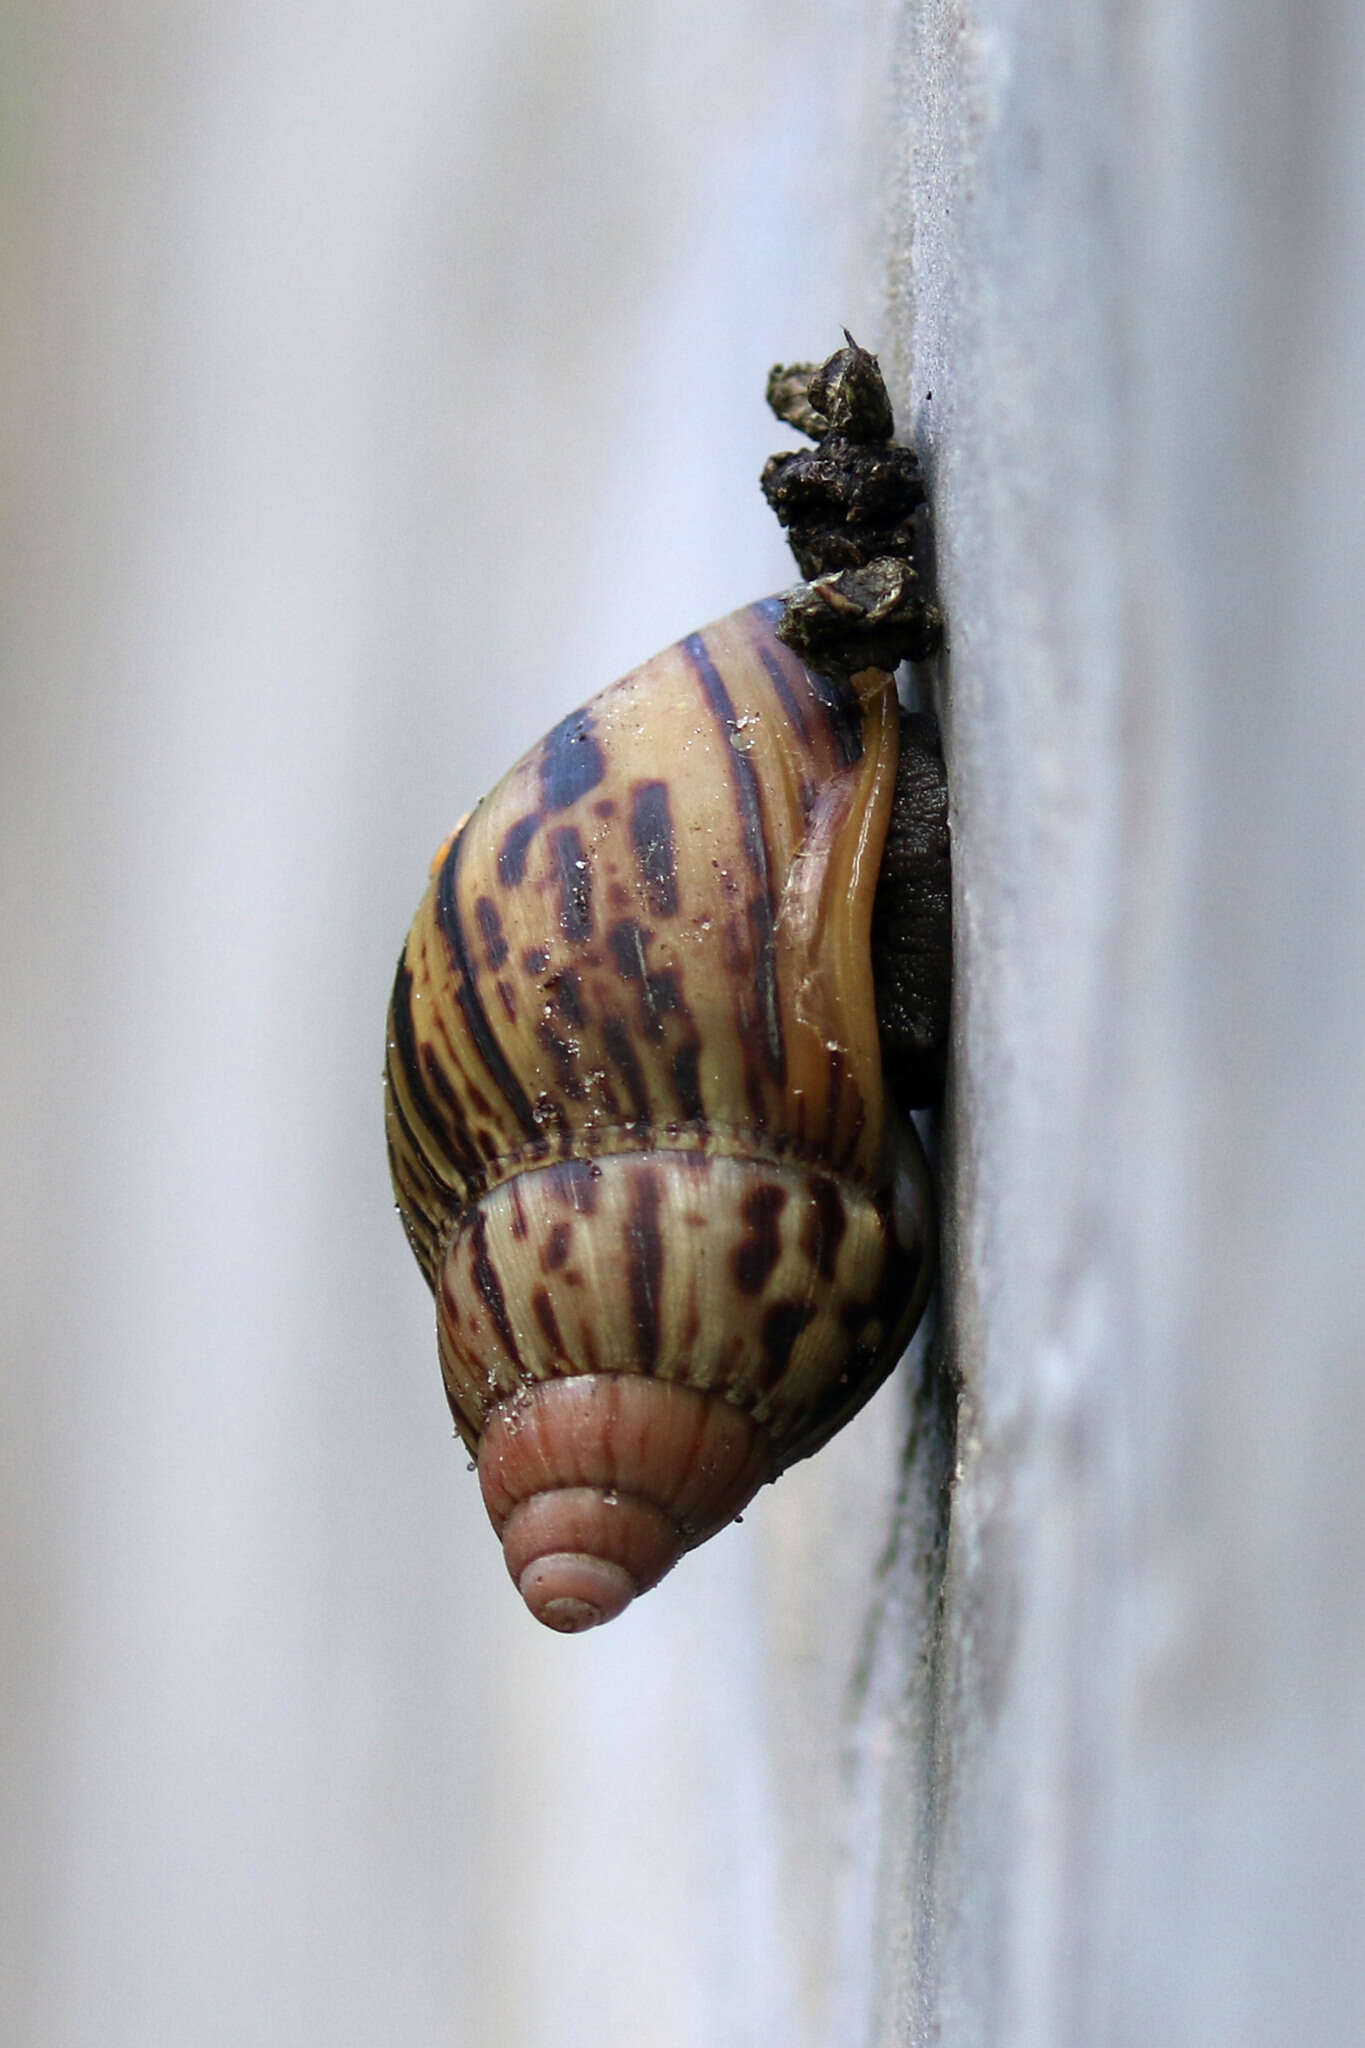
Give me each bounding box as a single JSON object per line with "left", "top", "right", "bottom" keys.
{"left": 385, "top": 339, "right": 951, "bottom": 1631}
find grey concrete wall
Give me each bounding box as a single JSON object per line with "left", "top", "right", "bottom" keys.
{"left": 3, "top": 2, "right": 1363, "bottom": 2045}
{"left": 876, "top": 5, "right": 1365, "bottom": 2044}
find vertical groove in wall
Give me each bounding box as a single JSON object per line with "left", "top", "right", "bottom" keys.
{"left": 823, "top": 1303, "right": 957, "bottom": 2048}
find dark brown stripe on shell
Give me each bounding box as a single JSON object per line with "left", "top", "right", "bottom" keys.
{"left": 806, "top": 669, "right": 865, "bottom": 768}
{"left": 552, "top": 970, "right": 588, "bottom": 1026}
{"left": 468, "top": 1210, "right": 523, "bottom": 1368}
{"left": 602, "top": 1014, "right": 651, "bottom": 1123}
{"left": 752, "top": 596, "right": 864, "bottom": 766}
{"left": 625, "top": 1168, "right": 664, "bottom": 1373}
{"left": 682, "top": 629, "right": 786, "bottom": 1088}
{"left": 608, "top": 918, "right": 673, "bottom": 1041}
{"left": 760, "top": 1300, "right": 817, "bottom": 1387}
{"left": 682, "top": 631, "right": 772, "bottom": 887}
{"left": 630, "top": 780, "right": 679, "bottom": 916}
{"left": 671, "top": 1041, "right": 705, "bottom": 1122}
{"left": 416, "top": 1055, "right": 482, "bottom": 1196}
{"left": 383, "top": 1123, "right": 442, "bottom": 1274}
{"left": 535, "top": 1016, "right": 587, "bottom": 1100}
{"left": 388, "top": 958, "right": 484, "bottom": 1191}
{"left": 550, "top": 825, "right": 594, "bottom": 943}
{"left": 499, "top": 813, "right": 539, "bottom": 886}
{"left": 435, "top": 835, "right": 540, "bottom": 1142}
{"left": 747, "top": 893, "right": 785, "bottom": 1085}
{"left": 742, "top": 1047, "right": 770, "bottom": 1135}
{"left": 803, "top": 1176, "right": 847, "bottom": 1282}
{"left": 755, "top": 639, "right": 812, "bottom": 751}
{"left": 540, "top": 707, "right": 606, "bottom": 811}
{"left": 475, "top": 895, "right": 509, "bottom": 968}
{"left": 733, "top": 1183, "right": 787, "bottom": 1295}
{"left": 454, "top": 1051, "right": 495, "bottom": 1121}
{"left": 388, "top": 958, "right": 459, "bottom": 1161}
{"left": 608, "top": 917, "right": 649, "bottom": 984}
{"left": 543, "top": 1221, "right": 572, "bottom": 1270}
{"left": 531, "top": 1286, "right": 566, "bottom": 1357}
{"left": 648, "top": 968, "right": 682, "bottom": 1016}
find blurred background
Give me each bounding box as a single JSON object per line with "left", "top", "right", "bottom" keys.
{"left": 1, "top": 3, "right": 908, "bottom": 2042}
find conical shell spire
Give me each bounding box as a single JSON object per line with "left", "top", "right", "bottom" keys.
{"left": 478, "top": 1376, "right": 772, "bottom": 1631}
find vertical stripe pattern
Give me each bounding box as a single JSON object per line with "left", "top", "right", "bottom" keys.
{"left": 384, "top": 597, "right": 929, "bottom": 1465}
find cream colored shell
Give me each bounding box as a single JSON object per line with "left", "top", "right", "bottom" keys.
{"left": 385, "top": 599, "right": 934, "bottom": 1626}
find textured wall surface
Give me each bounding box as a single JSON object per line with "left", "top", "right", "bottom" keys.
{"left": 4, "top": 3, "right": 1364, "bottom": 2045}
{"left": 872, "top": 3, "right": 1365, "bottom": 2044}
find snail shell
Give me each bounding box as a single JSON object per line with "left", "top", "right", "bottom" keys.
{"left": 385, "top": 598, "right": 935, "bottom": 1630}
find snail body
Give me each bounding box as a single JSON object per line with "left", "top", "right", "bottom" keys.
{"left": 386, "top": 597, "right": 937, "bottom": 1629}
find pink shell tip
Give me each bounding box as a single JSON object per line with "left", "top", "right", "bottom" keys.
{"left": 518, "top": 1553, "right": 636, "bottom": 1632}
